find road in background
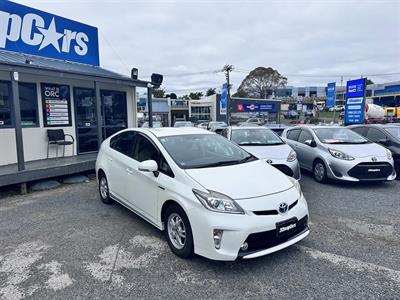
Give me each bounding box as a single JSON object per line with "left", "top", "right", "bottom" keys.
{"left": 0, "top": 175, "right": 399, "bottom": 299}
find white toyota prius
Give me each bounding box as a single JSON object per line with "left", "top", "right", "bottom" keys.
{"left": 95, "top": 127, "right": 309, "bottom": 261}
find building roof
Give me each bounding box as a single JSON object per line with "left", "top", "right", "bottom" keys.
{"left": 0, "top": 50, "right": 149, "bottom": 87}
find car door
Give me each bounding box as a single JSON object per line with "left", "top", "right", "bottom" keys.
{"left": 107, "top": 131, "right": 137, "bottom": 201}
{"left": 123, "top": 133, "right": 161, "bottom": 222}
{"left": 296, "top": 129, "right": 316, "bottom": 170}
{"left": 285, "top": 128, "right": 301, "bottom": 149}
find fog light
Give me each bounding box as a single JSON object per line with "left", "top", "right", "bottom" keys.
{"left": 213, "top": 229, "right": 223, "bottom": 249}
{"left": 240, "top": 242, "right": 248, "bottom": 251}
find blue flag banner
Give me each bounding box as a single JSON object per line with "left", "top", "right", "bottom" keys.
{"left": 220, "top": 83, "right": 228, "bottom": 115}
{"left": 326, "top": 82, "right": 336, "bottom": 108}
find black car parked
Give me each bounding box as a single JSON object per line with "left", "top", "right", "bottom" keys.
{"left": 348, "top": 124, "right": 400, "bottom": 179}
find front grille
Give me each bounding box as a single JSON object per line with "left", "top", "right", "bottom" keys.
{"left": 348, "top": 162, "right": 393, "bottom": 180}
{"left": 273, "top": 164, "right": 294, "bottom": 177}
{"left": 253, "top": 200, "right": 298, "bottom": 216}
{"left": 239, "top": 215, "right": 308, "bottom": 254}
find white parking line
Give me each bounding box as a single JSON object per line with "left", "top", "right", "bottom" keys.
{"left": 298, "top": 245, "right": 400, "bottom": 284}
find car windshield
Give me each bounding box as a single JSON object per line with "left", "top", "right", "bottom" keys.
{"left": 174, "top": 122, "right": 193, "bottom": 127}
{"left": 313, "top": 128, "right": 369, "bottom": 144}
{"left": 158, "top": 134, "right": 257, "bottom": 169}
{"left": 231, "top": 128, "right": 284, "bottom": 146}
{"left": 384, "top": 127, "right": 400, "bottom": 139}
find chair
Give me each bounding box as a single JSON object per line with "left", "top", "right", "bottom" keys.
{"left": 47, "top": 129, "right": 75, "bottom": 158}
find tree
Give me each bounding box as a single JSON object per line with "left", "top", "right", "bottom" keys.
{"left": 189, "top": 92, "right": 203, "bottom": 100}
{"left": 152, "top": 88, "right": 165, "bottom": 98}
{"left": 366, "top": 79, "right": 374, "bottom": 85}
{"left": 206, "top": 88, "right": 216, "bottom": 96}
{"left": 234, "top": 67, "right": 287, "bottom": 99}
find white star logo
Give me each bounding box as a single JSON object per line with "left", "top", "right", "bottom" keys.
{"left": 37, "top": 18, "right": 64, "bottom": 52}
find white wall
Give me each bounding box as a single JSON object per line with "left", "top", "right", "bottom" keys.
{"left": 0, "top": 71, "right": 137, "bottom": 166}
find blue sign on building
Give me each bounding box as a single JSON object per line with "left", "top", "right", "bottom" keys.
{"left": 345, "top": 78, "right": 366, "bottom": 124}
{"left": 0, "top": 1, "right": 100, "bottom": 65}
{"left": 220, "top": 83, "right": 228, "bottom": 115}
{"left": 326, "top": 82, "right": 336, "bottom": 108}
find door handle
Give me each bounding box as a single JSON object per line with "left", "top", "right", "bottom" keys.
{"left": 126, "top": 168, "right": 133, "bottom": 175}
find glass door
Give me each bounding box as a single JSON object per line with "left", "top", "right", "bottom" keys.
{"left": 74, "top": 88, "right": 98, "bottom": 154}
{"left": 101, "top": 90, "right": 127, "bottom": 139}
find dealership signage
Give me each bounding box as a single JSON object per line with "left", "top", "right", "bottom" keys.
{"left": 220, "top": 83, "right": 228, "bottom": 115}
{"left": 236, "top": 103, "right": 276, "bottom": 112}
{"left": 326, "top": 82, "right": 336, "bottom": 108}
{"left": 345, "top": 78, "right": 366, "bottom": 125}
{"left": 41, "top": 83, "right": 71, "bottom": 127}
{"left": 0, "top": 1, "right": 99, "bottom": 65}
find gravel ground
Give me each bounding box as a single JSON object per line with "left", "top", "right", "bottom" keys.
{"left": 0, "top": 174, "right": 399, "bottom": 300}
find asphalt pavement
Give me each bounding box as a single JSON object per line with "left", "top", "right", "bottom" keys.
{"left": 0, "top": 174, "right": 399, "bottom": 299}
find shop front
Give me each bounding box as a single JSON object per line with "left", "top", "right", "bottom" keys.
{"left": 0, "top": 1, "right": 150, "bottom": 187}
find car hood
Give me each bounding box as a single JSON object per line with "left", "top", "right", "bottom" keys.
{"left": 326, "top": 143, "right": 388, "bottom": 158}
{"left": 240, "top": 144, "right": 291, "bottom": 160}
{"left": 185, "top": 159, "right": 294, "bottom": 199}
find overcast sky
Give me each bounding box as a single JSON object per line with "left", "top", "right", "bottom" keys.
{"left": 16, "top": 0, "right": 400, "bottom": 94}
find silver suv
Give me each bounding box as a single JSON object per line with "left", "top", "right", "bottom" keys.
{"left": 282, "top": 125, "right": 396, "bottom": 183}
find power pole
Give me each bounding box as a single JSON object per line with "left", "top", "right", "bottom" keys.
{"left": 222, "top": 64, "right": 234, "bottom": 125}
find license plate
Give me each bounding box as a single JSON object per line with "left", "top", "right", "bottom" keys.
{"left": 276, "top": 218, "right": 298, "bottom": 237}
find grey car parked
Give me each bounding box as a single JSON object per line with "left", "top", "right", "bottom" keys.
{"left": 282, "top": 125, "right": 396, "bottom": 183}
{"left": 222, "top": 126, "right": 301, "bottom": 179}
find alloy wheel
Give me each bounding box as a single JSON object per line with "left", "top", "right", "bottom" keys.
{"left": 314, "top": 163, "right": 325, "bottom": 182}
{"left": 99, "top": 177, "right": 109, "bottom": 199}
{"left": 167, "top": 213, "right": 186, "bottom": 250}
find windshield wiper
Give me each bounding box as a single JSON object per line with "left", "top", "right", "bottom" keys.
{"left": 239, "top": 142, "right": 283, "bottom": 146}
{"left": 191, "top": 156, "right": 256, "bottom": 168}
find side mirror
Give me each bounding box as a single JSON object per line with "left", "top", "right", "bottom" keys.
{"left": 378, "top": 138, "right": 392, "bottom": 146}
{"left": 305, "top": 139, "right": 317, "bottom": 147}
{"left": 138, "top": 160, "right": 159, "bottom": 176}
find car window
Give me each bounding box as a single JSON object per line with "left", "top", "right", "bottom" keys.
{"left": 351, "top": 127, "right": 366, "bottom": 136}
{"left": 159, "top": 155, "right": 174, "bottom": 177}
{"left": 133, "top": 134, "right": 160, "bottom": 162}
{"left": 159, "top": 134, "right": 256, "bottom": 169}
{"left": 286, "top": 129, "right": 301, "bottom": 141}
{"left": 366, "top": 128, "right": 386, "bottom": 142}
{"left": 221, "top": 128, "right": 228, "bottom": 138}
{"left": 298, "top": 130, "right": 313, "bottom": 144}
{"left": 231, "top": 128, "right": 283, "bottom": 145}
{"left": 110, "top": 131, "right": 136, "bottom": 157}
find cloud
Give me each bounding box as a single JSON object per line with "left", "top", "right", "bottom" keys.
{"left": 15, "top": 0, "right": 400, "bottom": 93}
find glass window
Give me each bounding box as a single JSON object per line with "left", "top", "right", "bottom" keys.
{"left": 384, "top": 127, "right": 400, "bottom": 139}
{"left": 159, "top": 134, "right": 256, "bottom": 169}
{"left": 110, "top": 131, "right": 136, "bottom": 157}
{"left": 298, "top": 130, "right": 313, "bottom": 144}
{"left": 366, "top": 128, "right": 386, "bottom": 142}
{"left": 74, "top": 88, "right": 96, "bottom": 127}
{"left": 133, "top": 134, "right": 160, "bottom": 162}
{"left": 159, "top": 155, "right": 174, "bottom": 177}
{"left": 19, "top": 82, "right": 38, "bottom": 127}
{"left": 351, "top": 127, "right": 366, "bottom": 136}
{"left": 231, "top": 128, "right": 283, "bottom": 146}
{"left": 101, "top": 90, "right": 127, "bottom": 139}
{"left": 286, "top": 129, "right": 301, "bottom": 141}
{"left": 313, "top": 128, "right": 369, "bottom": 144}
{"left": 0, "top": 81, "right": 12, "bottom": 127}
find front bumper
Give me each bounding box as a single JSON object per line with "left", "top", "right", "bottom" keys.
{"left": 325, "top": 156, "right": 396, "bottom": 182}
{"left": 187, "top": 192, "right": 309, "bottom": 261}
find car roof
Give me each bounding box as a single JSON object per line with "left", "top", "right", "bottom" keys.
{"left": 230, "top": 126, "right": 270, "bottom": 130}
{"left": 137, "top": 127, "right": 213, "bottom": 137}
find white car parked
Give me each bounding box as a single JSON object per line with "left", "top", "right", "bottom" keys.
{"left": 96, "top": 128, "right": 309, "bottom": 261}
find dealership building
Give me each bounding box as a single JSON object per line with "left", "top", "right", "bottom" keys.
{"left": 0, "top": 1, "right": 149, "bottom": 187}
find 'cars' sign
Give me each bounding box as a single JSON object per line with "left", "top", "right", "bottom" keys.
{"left": 0, "top": 1, "right": 99, "bottom": 65}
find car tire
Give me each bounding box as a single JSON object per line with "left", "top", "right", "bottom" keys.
{"left": 165, "top": 204, "right": 194, "bottom": 259}
{"left": 313, "top": 159, "right": 328, "bottom": 183}
{"left": 98, "top": 173, "right": 113, "bottom": 204}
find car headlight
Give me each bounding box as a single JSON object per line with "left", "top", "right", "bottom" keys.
{"left": 287, "top": 149, "right": 297, "bottom": 162}
{"left": 328, "top": 148, "right": 354, "bottom": 160}
{"left": 288, "top": 176, "right": 302, "bottom": 195}
{"left": 193, "top": 189, "right": 244, "bottom": 214}
{"left": 386, "top": 149, "right": 393, "bottom": 161}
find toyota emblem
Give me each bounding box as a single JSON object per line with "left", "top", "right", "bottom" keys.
{"left": 267, "top": 159, "right": 273, "bottom": 164}
{"left": 371, "top": 157, "right": 377, "bottom": 162}
{"left": 278, "top": 203, "right": 288, "bottom": 214}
